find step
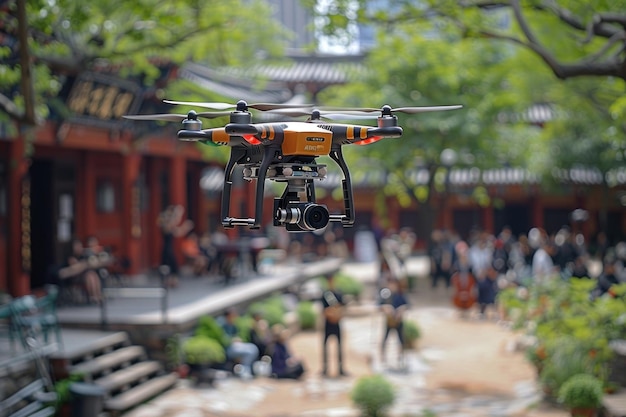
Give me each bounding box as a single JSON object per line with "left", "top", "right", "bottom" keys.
{"left": 104, "top": 373, "right": 178, "bottom": 412}
{"left": 71, "top": 345, "right": 145, "bottom": 378}
{"left": 95, "top": 361, "right": 162, "bottom": 392}
{"left": 50, "top": 332, "right": 130, "bottom": 363}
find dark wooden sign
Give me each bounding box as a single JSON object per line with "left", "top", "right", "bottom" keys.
{"left": 67, "top": 72, "right": 143, "bottom": 128}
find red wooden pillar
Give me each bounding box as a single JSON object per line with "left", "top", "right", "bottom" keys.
{"left": 148, "top": 158, "right": 162, "bottom": 268}
{"left": 122, "top": 153, "right": 142, "bottom": 273}
{"left": 76, "top": 151, "right": 97, "bottom": 239}
{"left": 169, "top": 154, "right": 187, "bottom": 263}
{"left": 7, "top": 137, "right": 30, "bottom": 296}
{"left": 482, "top": 205, "right": 494, "bottom": 235}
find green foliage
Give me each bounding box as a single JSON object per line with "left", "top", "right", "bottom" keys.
{"left": 351, "top": 374, "right": 396, "bottom": 417}
{"left": 539, "top": 336, "right": 594, "bottom": 396}
{"left": 402, "top": 320, "right": 421, "bottom": 346}
{"left": 319, "top": 273, "right": 363, "bottom": 298}
{"left": 506, "top": 278, "right": 626, "bottom": 394}
{"left": 248, "top": 295, "right": 286, "bottom": 326}
{"left": 182, "top": 335, "right": 226, "bottom": 365}
{"left": 2, "top": 0, "right": 287, "bottom": 124}
{"left": 558, "top": 373, "right": 604, "bottom": 410}
{"left": 53, "top": 373, "right": 84, "bottom": 410}
{"left": 311, "top": 1, "right": 626, "bottom": 188}
{"left": 195, "top": 315, "right": 229, "bottom": 347}
{"left": 297, "top": 301, "right": 317, "bottom": 330}
{"left": 235, "top": 314, "right": 254, "bottom": 343}
{"left": 165, "top": 334, "right": 184, "bottom": 368}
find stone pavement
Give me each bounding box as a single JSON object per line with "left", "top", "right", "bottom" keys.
{"left": 124, "top": 282, "right": 569, "bottom": 417}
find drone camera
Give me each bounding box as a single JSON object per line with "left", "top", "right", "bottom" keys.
{"left": 276, "top": 202, "right": 330, "bottom": 231}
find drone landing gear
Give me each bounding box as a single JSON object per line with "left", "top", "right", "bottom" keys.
{"left": 222, "top": 148, "right": 355, "bottom": 232}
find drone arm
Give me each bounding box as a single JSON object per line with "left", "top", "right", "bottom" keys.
{"left": 329, "top": 147, "right": 355, "bottom": 226}
{"left": 178, "top": 127, "right": 231, "bottom": 145}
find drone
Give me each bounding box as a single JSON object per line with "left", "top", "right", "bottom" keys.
{"left": 125, "top": 100, "right": 462, "bottom": 232}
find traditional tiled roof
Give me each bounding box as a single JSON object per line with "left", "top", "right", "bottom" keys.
{"left": 181, "top": 53, "right": 366, "bottom": 102}
{"left": 179, "top": 63, "right": 293, "bottom": 103}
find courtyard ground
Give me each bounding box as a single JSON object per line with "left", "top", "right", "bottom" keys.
{"left": 125, "top": 270, "right": 569, "bottom": 417}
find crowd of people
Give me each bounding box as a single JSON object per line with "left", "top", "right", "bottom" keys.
{"left": 428, "top": 226, "right": 626, "bottom": 318}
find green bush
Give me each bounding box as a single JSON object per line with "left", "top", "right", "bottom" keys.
{"left": 248, "top": 295, "right": 286, "bottom": 326}
{"left": 558, "top": 373, "right": 603, "bottom": 410}
{"left": 297, "top": 301, "right": 317, "bottom": 330}
{"left": 319, "top": 273, "right": 364, "bottom": 298}
{"left": 351, "top": 374, "right": 396, "bottom": 417}
{"left": 183, "top": 335, "right": 226, "bottom": 365}
{"left": 539, "top": 336, "right": 594, "bottom": 396}
{"left": 53, "top": 373, "right": 84, "bottom": 411}
{"left": 235, "top": 314, "right": 254, "bottom": 342}
{"left": 195, "top": 315, "right": 229, "bottom": 347}
{"left": 403, "top": 320, "right": 421, "bottom": 347}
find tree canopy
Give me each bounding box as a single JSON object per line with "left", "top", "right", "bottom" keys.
{"left": 0, "top": 0, "right": 286, "bottom": 126}
{"left": 310, "top": 0, "right": 626, "bottom": 195}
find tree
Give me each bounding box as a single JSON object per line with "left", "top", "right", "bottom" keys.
{"left": 311, "top": 0, "right": 626, "bottom": 187}
{"left": 0, "top": 0, "right": 286, "bottom": 126}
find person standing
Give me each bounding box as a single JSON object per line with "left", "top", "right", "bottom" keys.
{"left": 158, "top": 205, "right": 193, "bottom": 287}
{"left": 321, "top": 274, "right": 348, "bottom": 377}
{"left": 379, "top": 278, "right": 409, "bottom": 365}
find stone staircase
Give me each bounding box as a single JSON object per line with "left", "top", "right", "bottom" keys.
{"left": 49, "top": 331, "right": 178, "bottom": 416}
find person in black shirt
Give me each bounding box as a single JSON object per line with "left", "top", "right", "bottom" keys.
{"left": 321, "top": 274, "right": 348, "bottom": 377}
{"left": 379, "top": 278, "right": 409, "bottom": 365}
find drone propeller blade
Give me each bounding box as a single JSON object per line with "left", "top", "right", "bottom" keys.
{"left": 391, "top": 105, "right": 463, "bottom": 114}
{"left": 164, "top": 100, "right": 236, "bottom": 110}
{"left": 319, "top": 104, "right": 463, "bottom": 113}
{"left": 322, "top": 113, "right": 379, "bottom": 121}
{"left": 163, "top": 100, "right": 313, "bottom": 111}
{"left": 266, "top": 109, "right": 379, "bottom": 120}
{"left": 123, "top": 111, "right": 232, "bottom": 122}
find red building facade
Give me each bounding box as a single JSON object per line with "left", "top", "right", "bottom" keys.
{"left": 0, "top": 71, "right": 222, "bottom": 296}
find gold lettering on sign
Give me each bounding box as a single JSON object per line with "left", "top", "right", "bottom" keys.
{"left": 98, "top": 86, "right": 120, "bottom": 119}
{"left": 68, "top": 80, "right": 93, "bottom": 114}
{"left": 113, "top": 92, "right": 134, "bottom": 119}
{"left": 67, "top": 77, "right": 136, "bottom": 121}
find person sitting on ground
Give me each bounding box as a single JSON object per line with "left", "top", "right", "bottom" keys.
{"left": 270, "top": 324, "right": 305, "bottom": 380}
{"left": 249, "top": 311, "right": 272, "bottom": 359}
{"left": 221, "top": 308, "right": 259, "bottom": 379}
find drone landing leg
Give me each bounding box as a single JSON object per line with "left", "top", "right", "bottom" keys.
{"left": 329, "top": 148, "right": 355, "bottom": 226}
{"left": 251, "top": 146, "right": 276, "bottom": 229}
{"left": 221, "top": 149, "right": 246, "bottom": 228}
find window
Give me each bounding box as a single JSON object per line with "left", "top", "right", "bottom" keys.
{"left": 96, "top": 180, "right": 117, "bottom": 212}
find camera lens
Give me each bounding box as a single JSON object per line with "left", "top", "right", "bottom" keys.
{"left": 277, "top": 207, "right": 300, "bottom": 224}
{"left": 301, "top": 204, "right": 329, "bottom": 230}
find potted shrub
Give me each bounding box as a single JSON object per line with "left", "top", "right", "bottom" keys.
{"left": 351, "top": 374, "right": 396, "bottom": 417}
{"left": 183, "top": 335, "right": 226, "bottom": 366}
{"left": 165, "top": 334, "right": 189, "bottom": 378}
{"left": 183, "top": 335, "right": 226, "bottom": 385}
{"left": 557, "top": 373, "right": 603, "bottom": 417}
{"left": 296, "top": 301, "right": 317, "bottom": 330}
{"left": 402, "top": 320, "right": 421, "bottom": 349}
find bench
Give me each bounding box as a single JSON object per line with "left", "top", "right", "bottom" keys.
{"left": 0, "top": 378, "right": 56, "bottom": 417}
